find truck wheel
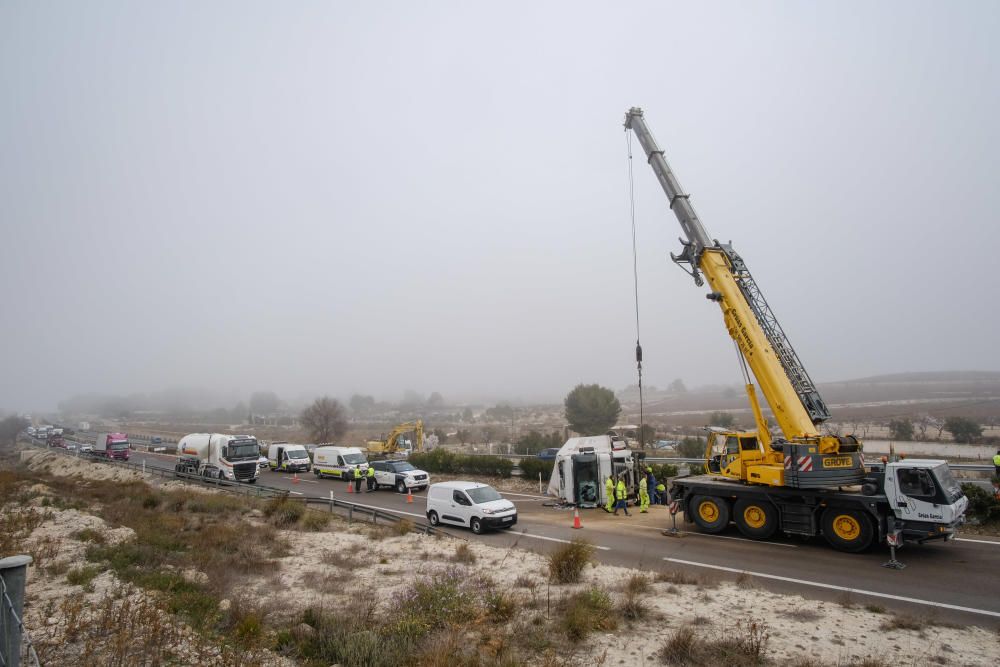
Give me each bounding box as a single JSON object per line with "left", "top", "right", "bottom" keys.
{"left": 822, "top": 508, "right": 874, "bottom": 553}
{"left": 470, "top": 517, "right": 483, "bottom": 535}
{"left": 733, "top": 499, "right": 778, "bottom": 539}
{"left": 396, "top": 480, "right": 407, "bottom": 494}
{"left": 690, "top": 495, "right": 730, "bottom": 534}
{"left": 428, "top": 511, "right": 440, "bottom": 526}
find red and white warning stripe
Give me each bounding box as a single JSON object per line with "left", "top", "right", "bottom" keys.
{"left": 797, "top": 456, "right": 813, "bottom": 472}
{"left": 784, "top": 456, "right": 792, "bottom": 469}
{"left": 669, "top": 500, "right": 680, "bottom": 515}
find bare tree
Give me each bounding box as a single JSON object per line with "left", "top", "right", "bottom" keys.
{"left": 300, "top": 397, "right": 348, "bottom": 444}
{"left": 0, "top": 415, "right": 29, "bottom": 447}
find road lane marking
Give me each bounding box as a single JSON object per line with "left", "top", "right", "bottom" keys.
{"left": 663, "top": 557, "right": 1000, "bottom": 619}
{"left": 956, "top": 538, "right": 1000, "bottom": 546}
{"left": 512, "top": 532, "right": 611, "bottom": 550}
{"left": 289, "top": 491, "right": 303, "bottom": 495}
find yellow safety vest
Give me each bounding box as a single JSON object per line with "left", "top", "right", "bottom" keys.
{"left": 639, "top": 477, "right": 647, "bottom": 493}
{"left": 366, "top": 467, "right": 374, "bottom": 478}
{"left": 993, "top": 454, "right": 1000, "bottom": 466}
{"left": 353, "top": 467, "right": 361, "bottom": 479}
{"left": 615, "top": 480, "right": 626, "bottom": 501}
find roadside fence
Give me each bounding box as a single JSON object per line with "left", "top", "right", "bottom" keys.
{"left": 0, "top": 556, "right": 39, "bottom": 667}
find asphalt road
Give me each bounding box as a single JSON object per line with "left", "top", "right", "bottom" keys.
{"left": 68, "top": 446, "right": 1000, "bottom": 627}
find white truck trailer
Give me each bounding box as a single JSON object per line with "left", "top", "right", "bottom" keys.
{"left": 175, "top": 433, "right": 261, "bottom": 483}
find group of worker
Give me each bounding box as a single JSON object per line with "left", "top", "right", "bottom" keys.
{"left": 352, "top": 465, "right": 378, "bottom": 493}
{"left": 603, "top": 467, "right": 668, "bottom": 515}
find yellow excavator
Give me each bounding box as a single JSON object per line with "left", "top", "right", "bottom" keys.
{"left": 365, "top": 420, "right": 424, "bottom": 458}
{"left": 624, "top": 108, "right": 864, "bottom": 489}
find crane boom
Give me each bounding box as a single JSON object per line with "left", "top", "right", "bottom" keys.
{"left": 624, "top": 107, "right": 829, "bottom": 429}
{"left": 624, "top": 107, "right": 863, "bottom": 488}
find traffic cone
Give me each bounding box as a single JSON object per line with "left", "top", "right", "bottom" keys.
{"left": 347, "top": 479, "right": 354, "bottom": 493}
{"left": 406, "top": 489, "right": 414, "bottom": 504}
{"left": 572, "top": 507, "right": 582, "bottom": 529}
{"left": 292, "top": 472, "right": 300, "bottom": 484}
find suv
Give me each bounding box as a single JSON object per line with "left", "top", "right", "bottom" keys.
{"left": 426, "top": 481, "right": 517, "bottom": 534}
{"left": 370, "top": 460, "right": 430, "bottom": 493}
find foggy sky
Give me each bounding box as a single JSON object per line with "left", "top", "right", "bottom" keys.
{"left": 2, "top": 2, "right": 999, "bottom": 412}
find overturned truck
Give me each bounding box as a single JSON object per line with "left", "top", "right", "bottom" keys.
{"left": 546, "top": 435, "right": 644, "bottom": 508}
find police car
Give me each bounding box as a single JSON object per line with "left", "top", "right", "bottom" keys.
{"left": 369, "top": 460, "right": 430, "bottom": 493}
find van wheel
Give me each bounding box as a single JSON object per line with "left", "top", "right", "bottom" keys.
{"left": 733, "top": 499, "right": 778, "bottom": 539}
{"left": 396, "top": 480, "right": 407, "bottom": 494}
{"left": 428, "top": 511, "right": 440, "bottom": 526}
{"left": 470, "top": 518, "right": 483, "bottom": 535}
{"left": 822, "top": 508, "right": 874, "bottom": 553}
{"left": 690, "top": 495, "right": 729, "bottom": 534}
{"left": 313, "top": 469, "right": 320, "bottom": 477}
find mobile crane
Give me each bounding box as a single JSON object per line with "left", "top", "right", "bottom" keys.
{"left": 365, "top": 420, "right": 424, "bottom": 458}
{"left": 625, "top": 108, "right": 967, "bottom": 551}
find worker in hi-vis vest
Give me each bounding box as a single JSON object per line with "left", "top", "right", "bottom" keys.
{"left": 366, "top": 465, "right": 376, "bottom": 492}
{"left": 353, "top": 466, "right": 363, "bottom": 494}
{"left": 613, "top": 475, "right": 630, "bottom": 516}
{"left": 638, "top": 475, "right": 650, "bottom": 513}
{"left": 604, "top": 476, "right": 615, "bottom": 513}
{"left": 993, "top": 449, "right": 1000, "bottom": 478}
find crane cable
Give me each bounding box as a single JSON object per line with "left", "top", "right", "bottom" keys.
{"left": 626, "top": 130, "right": 646, "bottom": 449}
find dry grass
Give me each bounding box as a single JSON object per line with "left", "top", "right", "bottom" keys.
{"left": 879, "top": 613, "right": 927, "bottom": 632}
{"left": 620, "top": 573, "right": 650, "bottom": 621}
{"left": 659, "top": 618, "right": 770, "bottom": 666}
{"left": 451, "top": 543, "right": 477, "bottom": 564}
{"left": 655, "top": 568, "right": 703, "bottom": 586}
{"left": 547, "top": 538, "right": 594, "bottom": 584}
{"left": 559, "top": 587, "right": 616, "bottom": 640}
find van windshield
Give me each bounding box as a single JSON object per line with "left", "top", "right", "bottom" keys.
{"left": 343, "top": 453, "right": 366, "bottom": 465}
{"left": 467, "top": 486, "right": 502, "bottom": 504}
{"left": 287, "top": 450, "right": 308, "bottom": 459}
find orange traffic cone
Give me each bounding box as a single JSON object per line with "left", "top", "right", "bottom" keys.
{"left": 292, "top": 472, "right": 300, "bottom": 484}
{"left": 347, "top": 479, "right": 354, "bottom": 493}
{"left": 406, "top": 489, "right": 414, "bottom": 504}
{"left": 572, "top": 507, "right": 582, "bottom": 529}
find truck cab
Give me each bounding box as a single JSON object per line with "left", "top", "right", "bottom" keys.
{"left": 878, "top": 460, "right": 967, "bottom": 539}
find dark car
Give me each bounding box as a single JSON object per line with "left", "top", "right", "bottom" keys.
{"left": 537, "top": 448, "right": 560, "bottom": 461}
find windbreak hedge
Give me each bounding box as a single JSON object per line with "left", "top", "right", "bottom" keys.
{"left": 409, "top": 449, "right": 513, "bottom": 478}
{"left": 518, "top": 457, "right": 553, "bottom": 481}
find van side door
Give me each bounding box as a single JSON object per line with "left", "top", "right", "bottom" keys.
{"left": 451, "top": 490, "right": 473, "bottom": 525}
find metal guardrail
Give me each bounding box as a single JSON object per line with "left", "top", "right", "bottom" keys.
{"left": 292, "top": 494, "right": 443, "bottom": 535}
{"left": 0, "top": 556, "right": 39, "bottom": 667}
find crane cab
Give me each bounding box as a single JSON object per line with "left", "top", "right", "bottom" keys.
{"left": 704, "top": 428, "right": 784, "bottom": 486}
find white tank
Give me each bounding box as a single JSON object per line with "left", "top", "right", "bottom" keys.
{"left": 178, "top": 433, "right": 213, "bottom": 461}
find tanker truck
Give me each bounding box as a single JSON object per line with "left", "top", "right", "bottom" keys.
{"left": 174, "top": 433, "right": 261, "bottom": 483}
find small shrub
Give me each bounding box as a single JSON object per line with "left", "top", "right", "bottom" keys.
{"left": 660, "top": 626, "right": 698, "bottom": 664}
{"left": 394, "top": 518, "right": 413, "bottom": 536}
{"left": 66, "top": 565, "right": 100, "bottom": 590}
{"left": 486, "top": 588, "right": 518, "bottom": 624}
{"left": 73, "top": 528, "right": 106, "bottom": 544}
{"left": 864, "top": 604, "right": 886, "bottom": 614}
{"left": 879, "top": 614, "right": 926, "bottom": 632}
{"left": 655, "top": 569, "right": 699, "bottom": 586}
{"left": 560, "top": 588, "right": 615, "bottom": 640}
{"left": 547, "top": 539, "right": 594, "bottom": 584}
{"left": 735, "top": 571, "right": 756, "bottom": 589}
{"left": 141, "top": 495, "right": 160, "bottom": 509}
{"left": 264, "top": 497, "right": 305, "bottom": 527}
{"left": 451, "top": 543, "right": 476, "bottom": 564}
{"left": 300, "top": 511, "right": 330, "bottom": 531}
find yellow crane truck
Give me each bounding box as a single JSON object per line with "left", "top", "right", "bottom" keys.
{"left": 624, "top": 108, "right": 967, "bottom": 552}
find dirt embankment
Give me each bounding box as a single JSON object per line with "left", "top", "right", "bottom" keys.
{"left": 5, "top": 450, "right": 1000, "bottom": 666}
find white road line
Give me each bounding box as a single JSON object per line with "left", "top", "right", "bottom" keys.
{"left": 289, "top": 491, "right": 303, "bottom": 496}
{"left": 956, "top": 537, "right": 1000, "bottom": 546}
{"left": 512, "top": 532, "right": 611, "bottom": 550}
{"left": 663, "top": 557, "right": 1000, "bottom": 619}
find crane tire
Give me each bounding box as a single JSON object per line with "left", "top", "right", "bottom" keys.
{"left": 822, "top": 508, "right": 874, "bottom": 553}
{"left": 733, "top": 498, "right": 778, "bottom": 539}
{"left": 690, "top": 495, "right": 730, "bottom": 534}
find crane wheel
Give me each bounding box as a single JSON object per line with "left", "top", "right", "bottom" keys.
{"left": 822, "top": 508, "right": 874, "bottom": 553}
{"left": 690, "top": 495, "right": 730, "bottom": 534}
{"left": 733, "top": 499, "right": 778, "bottom": 539}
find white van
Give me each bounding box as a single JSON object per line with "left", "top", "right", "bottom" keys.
{"left": 268, "top": 443, "right": 311, "bottom": 473}
{"left": 312, "top": 446, "right": 369, "bottom": 480}
{"left": 425, "top": 481, "right": 517, "bottom": 534}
